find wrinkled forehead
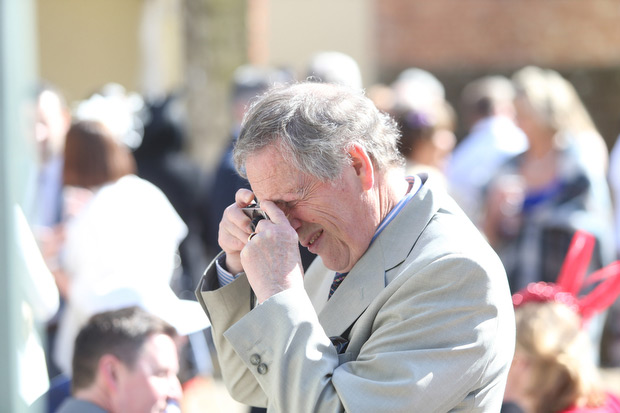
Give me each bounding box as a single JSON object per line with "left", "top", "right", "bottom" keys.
{"left": 245, "top": 145, "right": 307, "bottom": 200}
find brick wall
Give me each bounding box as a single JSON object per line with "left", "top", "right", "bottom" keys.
{"left": 375, "top": 0, "right": 620, "bottom": 147}
{"left": 376, "top": 0, "right": 620, "bottom": 71}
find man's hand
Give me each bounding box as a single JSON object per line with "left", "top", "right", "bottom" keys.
{"left": 240, "top": 200, "right": 304, "bottom": 304}
{"left": 218, "top": 189, "right": 257, "bottom": 275}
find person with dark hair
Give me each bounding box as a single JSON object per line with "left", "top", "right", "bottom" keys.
{"left": 394, "top": 99, "right": 456, "bottom": 190}
{"left": 56, "top": 306, "right": 182, "bottom": 413}
{"left": 196, "top": 81, "right": 515, "bottom": 412}
{"left": 53, "top": 119, "right": 209, "bottom": 378}
{"left": 445, "top": 75, "right": 527, "bottom": 227}
{"left": 133, "top": 93, "right": 210, "bottom": 291}
{"left": 63, "top": 120, "right": 137, "bottom": 188}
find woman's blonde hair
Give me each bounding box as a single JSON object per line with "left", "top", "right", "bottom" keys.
{"left": 511, "top": 66, "right": 597, "bottom": 135}
{"left": 515, "top": 301, "right": 605, "bottom": 412}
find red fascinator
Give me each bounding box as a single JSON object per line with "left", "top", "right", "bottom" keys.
{"left": 512, "top": 230, "right": 620, "bottom": 322}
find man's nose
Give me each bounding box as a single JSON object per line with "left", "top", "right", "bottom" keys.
{"left": 287, "top": 213, "right": 302, "bottom": 231}
{"left": 276, "top": 204, "right": 301, "bottom": 229}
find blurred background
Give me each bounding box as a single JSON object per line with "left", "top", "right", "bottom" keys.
{"left": 33, "top": 0, "right": 620, "bottom": 165}
{"left": 2, "top": 0, "right": 620, "bottom": 411}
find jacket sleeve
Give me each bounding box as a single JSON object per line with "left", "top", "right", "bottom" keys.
{"left": 195, "top": 254, "right": 268, "bottom": 407}
{"left": 222, "top": 254, "right": 514, "bottom": 412}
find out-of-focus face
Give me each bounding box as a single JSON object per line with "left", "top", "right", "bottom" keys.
{"left": 245, "top": 144, "right": 377, "bottom": 273}
{"left": 35, "top": 90, "right": 70, "bottom": 163}
{"left": 112, "top": 333, "right": 182, "bottom": 413}
{"left": 513, "top": 95, "right": 551, "bottom": 146}
{"left": 503, "top": 346, "right": 532, "bottom": 407}
{"left": 431, "top": 129, "right": 456, "bottom": 170}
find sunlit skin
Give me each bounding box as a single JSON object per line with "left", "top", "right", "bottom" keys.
{"left": 514, "top": 97, "right": 554, "bottom": 153}
{"left": 95, "top": 333, "right": 182, "bottom": 413}
{"left": 117, "top": 333, "right": 181, "bottom": 413}
{"left": 513, "top": 96, "right": 558, "bottom": 190}
{"left": 503, "top": 348, "right": 535, "bottom": 412}
{"left": 35, "top": 90, "right": 70, "bottom": 163}
{"left": 218, "top": 143, "right": 407, "bottom": 303}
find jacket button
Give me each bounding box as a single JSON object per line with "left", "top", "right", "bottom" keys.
{"left": 257, "top": 363, "right": 268, "bottom": 375}
{"left": 250, "top": 354, "right": 261, "bottom": 366}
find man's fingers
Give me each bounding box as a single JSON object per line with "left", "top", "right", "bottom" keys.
{"left": 258, "top": 200, "right": 288, "bottom": 224}
{"left": 222, "top": 206, "right": 254, "bottom": 239}
{"left": 235, "top": 188, "right": 255, "bottom": 206}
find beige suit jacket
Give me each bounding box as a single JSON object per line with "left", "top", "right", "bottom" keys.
{"left": 196, "top": 174, "right": 515, "bottom": 412}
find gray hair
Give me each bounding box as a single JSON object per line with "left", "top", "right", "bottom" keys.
{"left": 233, "top": 82, "right": 404, "bottom": 181}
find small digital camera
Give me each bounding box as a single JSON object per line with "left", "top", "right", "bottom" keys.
{"left": 242, "top": 202, "right": 269, "bottom": 231}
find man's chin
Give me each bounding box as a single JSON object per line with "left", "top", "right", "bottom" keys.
{"left": 319, "top": 255, "right": 350, "bottom": 274}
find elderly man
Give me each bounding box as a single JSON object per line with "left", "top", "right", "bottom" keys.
{"left": 196, "top": 82, "right": 515, "bottom": 412}
{"left": 54, "top": 306, "right": 182, "bottom": 413}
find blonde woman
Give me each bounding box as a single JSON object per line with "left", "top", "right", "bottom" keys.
{"left": 484, "top": 66, "right": 615, "bottom": 294}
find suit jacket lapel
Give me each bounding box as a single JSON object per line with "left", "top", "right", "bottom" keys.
{"left": 318, "top": 242, "right": 387, "bottom": 337}
{"left": 379, "top": 174, "right": 437, "bottom": 278}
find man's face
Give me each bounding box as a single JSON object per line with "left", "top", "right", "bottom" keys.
{"left": 245, "top": 144, "right": 376, "bottom": 273}
{"left": 113, "top": 333, "right": 182, "bottom": 413}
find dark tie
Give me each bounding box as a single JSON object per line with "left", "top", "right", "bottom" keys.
{"left": 328, "top": 272, "right": 348, "bottom": 299}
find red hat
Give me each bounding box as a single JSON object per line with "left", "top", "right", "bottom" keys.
{"left": 512, "top": 230, "right": 620, "bottom": 323}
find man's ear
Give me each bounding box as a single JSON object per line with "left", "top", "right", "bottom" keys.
{"left": 348, "top": 143, "right": 374, "bottom": 191}
{"left": 99, "top": 354, "right": 121, "bottom": 391}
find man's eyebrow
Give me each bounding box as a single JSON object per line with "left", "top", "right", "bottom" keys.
{"left": 259, "top": 176, "right": 308, "bottom": 204}
{"left": 265, "top": 195, "right": 297, "bottom": 205}
{"left": 264, "top": 188, "right": 304, "bottom": 205}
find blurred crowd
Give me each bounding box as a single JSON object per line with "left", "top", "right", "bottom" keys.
{"left": 15, "top": 50, "right": 620, "bottom": 412}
